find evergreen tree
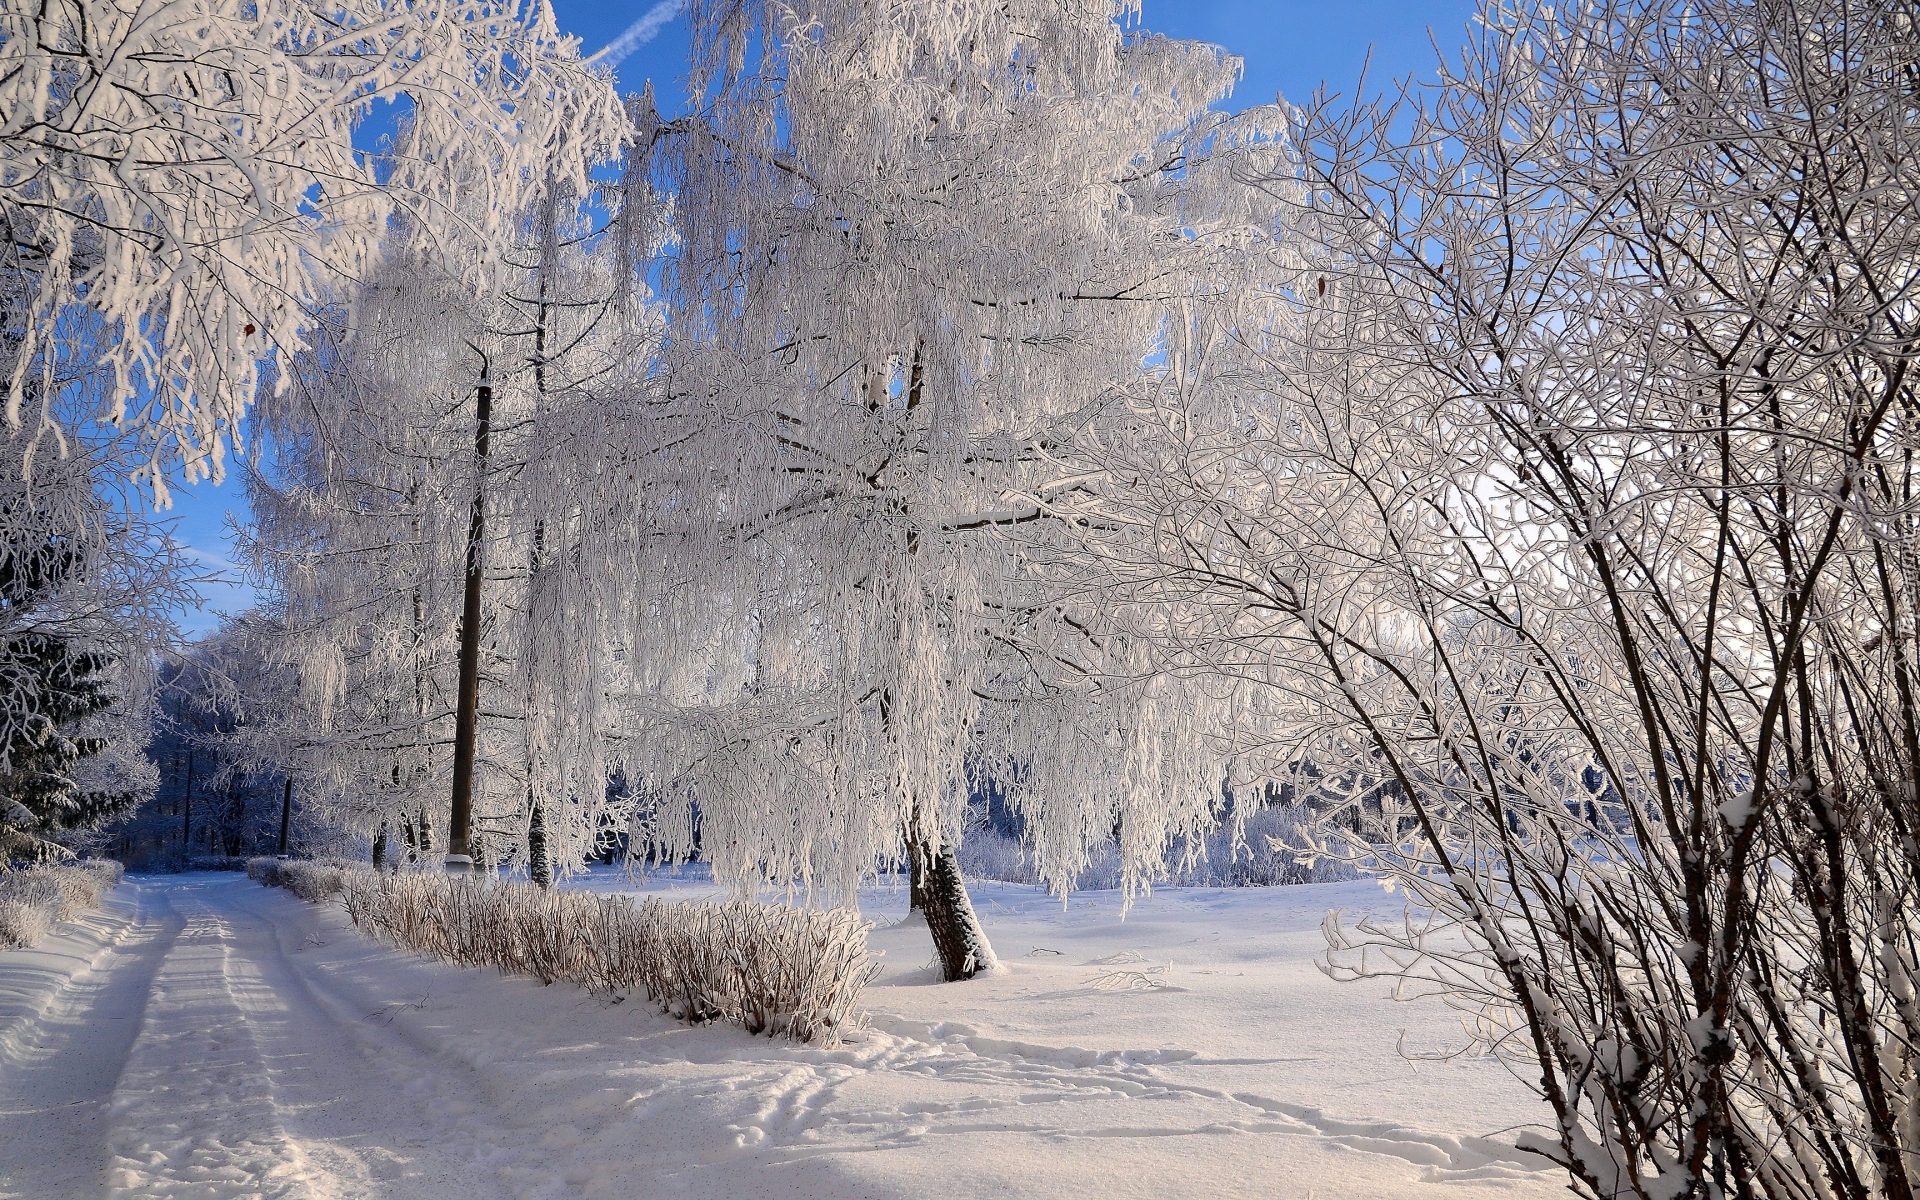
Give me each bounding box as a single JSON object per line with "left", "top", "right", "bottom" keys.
{"left": 0, "top": 532, "right": 138, "bottom": 860}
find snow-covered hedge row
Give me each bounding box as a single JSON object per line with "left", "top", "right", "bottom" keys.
{"left": 331, "top": 871, "right": 878, "bottom": 1044}
{"left": 247, "top": 857, "right": 354, "bottom": 903}
{"left": 0, "top": 860, "right": 124, "bottom": 949}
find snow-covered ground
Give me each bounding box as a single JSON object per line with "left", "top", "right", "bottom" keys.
{"left": 0, "top": 870, "right": 1567, "bottom": 1199}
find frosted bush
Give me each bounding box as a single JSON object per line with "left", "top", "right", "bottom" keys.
{"left": 1184, "top": 807, "right": 1358, "bottom": 887}
{"left": 0, "top": 898, "right": 51, "bottom": 949}
{"left": 281, "top": 863, "right": 351, "bottom": 903}
{"left": 249, "top": 857, "right": 353, "bottom": 902}
{"left": 267, "top": 867, "right": 877, "bottom": 1043}
{"left": 0, "top": 860, "right": 123, "bottom": 948}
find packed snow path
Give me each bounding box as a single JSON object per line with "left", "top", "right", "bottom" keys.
{"left": 1, "top": 874, "right": 1568, "bottom": 1199}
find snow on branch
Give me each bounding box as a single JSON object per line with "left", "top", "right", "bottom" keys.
{"left": 0, "top": 0, "right": 626, "bottom": 500}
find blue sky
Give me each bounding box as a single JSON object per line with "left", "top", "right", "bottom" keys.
{"left": 161, "top": 0, "right": 1477, "bottom": 639}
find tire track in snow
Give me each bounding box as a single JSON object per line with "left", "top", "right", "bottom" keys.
{"left": 104, "top": 885, "right": 327, "bottom": 1198}
{"left": 209, "top": 876, "right": 692, "bottom": 1198}
{"left": 0, "top": 880, "right": 183, "bottom": 1199}
{"left": 104, "top": 876, "right": 549, "bottom": 1200}
{"left": 209, "top": 876, "right": 525, "bottom": 1198}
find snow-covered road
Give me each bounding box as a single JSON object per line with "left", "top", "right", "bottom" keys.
{"left": 1, "top": 873, "right": 1569, "bottom": 1199}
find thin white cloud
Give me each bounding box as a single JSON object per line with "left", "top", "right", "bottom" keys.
{"left": 176, "top": 543, "right": 258, "bottom": 639}
{"left": 591, "top": 0, "right": 687, "bottom": 67}
{"left": 179, "top": 544, "right": 241, "bottom": 574}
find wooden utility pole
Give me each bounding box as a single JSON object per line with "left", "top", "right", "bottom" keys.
{"left": 277, "top": 777, "right": 293, "bottom": 855}
{"left": 446, "top": 352, "right": 492, "bottom": 874}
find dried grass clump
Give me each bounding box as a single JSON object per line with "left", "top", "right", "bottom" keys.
{"left": 324, "top": 869, "right": 877, "bottom": 1043}
{"left": 0, "top": 860, "right": 124, "bottom": 949}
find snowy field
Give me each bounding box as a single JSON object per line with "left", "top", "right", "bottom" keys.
{"left": 0, "top": 871, "right": 1567, "bottom": 1199}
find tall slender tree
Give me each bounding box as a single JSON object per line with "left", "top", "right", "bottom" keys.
{"left": 233, "top": 149, "right": 661, "bottom": 877}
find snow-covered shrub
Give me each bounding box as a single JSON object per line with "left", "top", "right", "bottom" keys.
{"left": 1068, "top": 0, "right": 1920, "bottom": 1190}
{"left": 955, "top": 829, "right": 1043, "bottom": 887}
{"left": 0, "top": 860, "right": 123, "bottom": 948}
{"left": 1180, "top": 807, "right": 1358, "bottom": 887}
{"left": 249, "top": 857, "right": 352, "bottom": 902}
{"left": 0, "top": 892, "right": 51, "bottom": 948}
{"left": 326, "top": 869, "right": 877, "bottom": 1043}
{"left": 281, "top": 862, "right": 351, "bottom": 902}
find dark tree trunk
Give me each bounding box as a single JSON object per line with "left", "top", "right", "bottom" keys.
{"left": 447, "top": 357, "right": 492, "bottom": 873}
{"left": 181, "top": 752, "right": 193, "bottom": 850}
{"left": 922, "top": 842, "right": 995, "bottom": 981}
{"left": 372, "top": 821, "right": 389, "bottom": 870}
{"left": 527, "top": 795, "right": 552, "bottom": 888}
{"left": 224, "top": 789, "right": 242, "bottom": 855}
{"left": 905, "top": 826, "right": 928, "bottom": 911}
{"left": 523, "top": 519, "right": 552, "bottom": 890}
{"left": 878, "top": 680, "right": 987, "bottom": 978}
{"left": 277, "top": 777, "right": 292, "bottom": 855}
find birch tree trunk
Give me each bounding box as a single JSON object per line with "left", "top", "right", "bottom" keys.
{"left": 922, "top": 841, "right": 995, "bottom": 980}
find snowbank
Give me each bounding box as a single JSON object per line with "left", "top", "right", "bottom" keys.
{"left": 0, "top": 872, "right": 1568, "bottom": 1198}
{"left": 0, "top": 860, "right": 124, "bottom": 949}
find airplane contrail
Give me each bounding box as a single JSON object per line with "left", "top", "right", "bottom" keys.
{"left": 591, "top": 0, "right": 687, "bottom": 67}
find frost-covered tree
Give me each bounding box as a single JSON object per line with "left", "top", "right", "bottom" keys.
{"left": 628, "top": 0, "right": 1282, "bottom": 977}
{"left": 0, "top": 0, "right": 625, "bottom": 498}
{"left": 108, "top": 633, "right": 307, "bottom": 864}
{"left": 0, "top": 236, "right": 178, "bottom": 862}
{"left": 231, "top": 255, "right": 478, "bottom": 865}
{"left": 447, "top": 166, "right": 667, "bottom": 882}
{"left": 1070, "top": 0, "right": 1920, "bottom": 1194}
{"left": 234, "top": 154, "right": 660, "bottom": 879}
{"left": 0, "top": 439, "right": 174, "bottom": 861}
{"left": 0, "top": 638, "right": 138, "bottom": 861}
